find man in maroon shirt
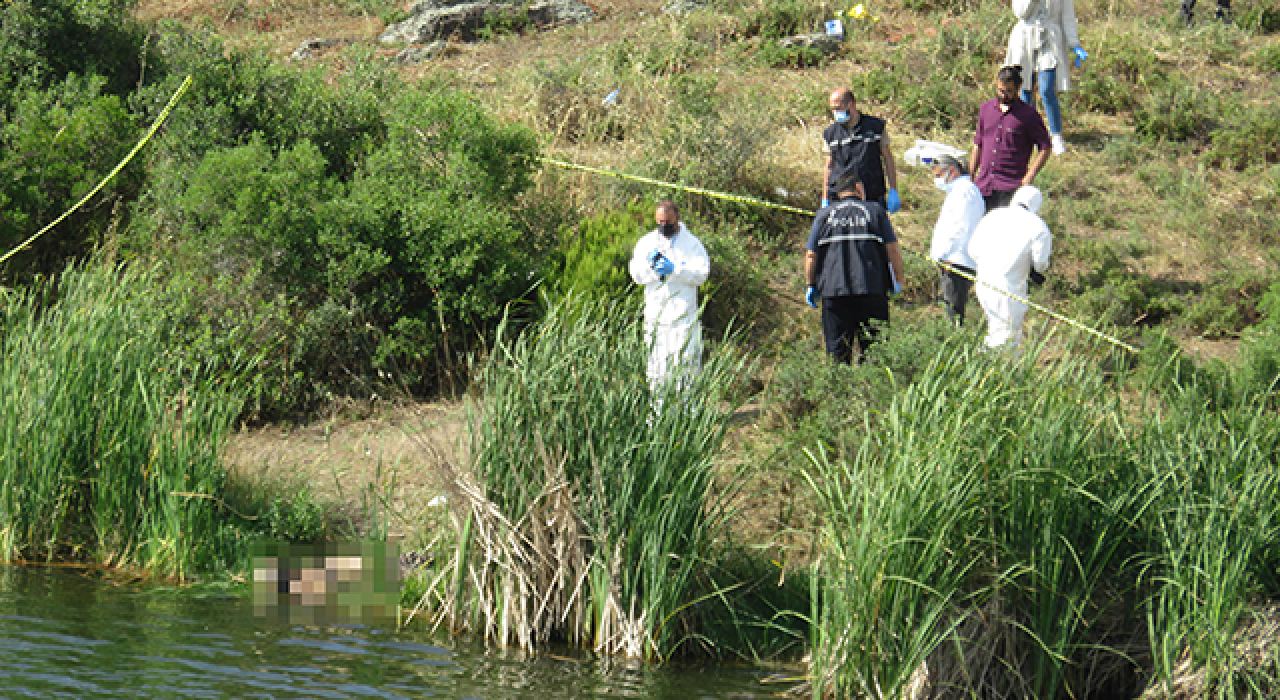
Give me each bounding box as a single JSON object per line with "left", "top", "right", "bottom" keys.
{"left": 970, "top": 65, "right": 1052, "bottom": 212}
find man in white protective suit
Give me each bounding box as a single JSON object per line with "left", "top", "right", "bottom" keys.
{"left": 628, "top": 200, "right": 711, "bottom": 390}
{"left": 967, "top": 185, "right": 1052, "bottom": 353}
{"left": 928, "top": 153, "right": 985, "bottom": 325}
{"left": 1005, "top": 0, "right": 1089, "bottom": 155}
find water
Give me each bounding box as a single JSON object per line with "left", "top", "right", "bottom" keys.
{"left": 0, "top": 565, "right": 783, "bottom": 698}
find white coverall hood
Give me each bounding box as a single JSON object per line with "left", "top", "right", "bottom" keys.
{"left": 1012, "top": 185, "right": 1044, "bottom": 214}
{"left": 629, "top": 222, "right": 712, "bottom": 387}
{"left": 930, "top": 175, "right": 984, "bottom": 270}
{"left": 967, "top": 205, "right": 1053, "bottom": 352}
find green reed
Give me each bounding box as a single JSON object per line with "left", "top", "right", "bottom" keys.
{"left": 409, "top": 297, "right": 751, "bottom": 659}
{"left": 807, "top": 334, "right": 1280, "bottom": 698}
{"left": 0, "top": 261, "right": 245, "bottom": 578}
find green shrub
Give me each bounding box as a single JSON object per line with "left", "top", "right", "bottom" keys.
{"left": 0, "top": 0, "right": 146, "bottom": 105}
{"left": 0, "top": 74, "right": 140, "bottom": 279}
{"left": 138, "top": 80, "right": 548, "bottom": 417}
{"left": 1237, "top": 281, "right": 1280, "bottom": 394}
{"left": 550, "top": 205, "right": 645, "bottom": 299}
{"left": 1235, "top": 0, "right": 1280, "bottom": 33}
{"left": 701, "top": 226, "right": 774, "bottom": 338}
{"left": 1133, "top": 81, "right": 1218, "bottom": 143}
{"left": 734, "top": 0, "right": 820, "bottom": 39}
{"left": 755, "top": 42, "right": 828, "bottom": 68}
{"left": 1071, "top": 33, "right": 1160, "bottom": 114}
{"left": 1249, "top": 41, "right": 1280, "bottom": 71}
{"left": 1205, "top": 105, "right": 1280, "bottom": 169}
{"left": 477, "top": 6, "right": 531, "bottom": 38}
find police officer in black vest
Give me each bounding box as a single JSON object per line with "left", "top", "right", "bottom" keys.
{"left": 822, "top": 88, "right": 901, "bottom": 215}
{"left": 804, "top": 171, "right": 906, "bottom": 364}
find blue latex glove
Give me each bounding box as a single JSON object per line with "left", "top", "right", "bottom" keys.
{"left": 805, "top": 286, "right": 818, "bottom": 309}
{"left": 646, "top": 250, "right": 662, "bottom": 264}
{"left": 653, "top": 256, "right": 675, "bottom": 278}
{"left": 1073, "top": 46, "right": 1088, "bottom": 67}
{"left": 891, "top": 279, "right": 903, "bottom": 295}
{"left": 886, "top": 189, "right": 901, "bottom": 214}
{"left": 820, "top": 198, "right": 830, "bottom": 208}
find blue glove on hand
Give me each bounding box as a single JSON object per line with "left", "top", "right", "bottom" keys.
{"left": 886, "top": 189, "right": 901, "bottom": 214}
{"left": 1073, "top": 46, "right": 1088, "bottom": 67}
{"left": 820, "top": 198, "right": 830, "bottom": 208}
{"left": 653, "top": 256, "right": 675, "bottom": 278}
{"left": 647, "top": 250, "right": 662, "bottom": 264}
{"left": 805, "top": 286, "right": 818, "bottom": 309}
{"left": 891, "top": 279, "right": 903, "bottom": 295}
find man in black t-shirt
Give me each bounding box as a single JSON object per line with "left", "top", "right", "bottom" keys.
{"left": 822, "top": 88, "right": 901, "bottom": 214}
{"left": 804, "top": 171, "right": 906, "bottom": 364}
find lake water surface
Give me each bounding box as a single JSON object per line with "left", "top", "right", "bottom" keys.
{"left": 0, "top": 565, "right": 780, "bottom": 698}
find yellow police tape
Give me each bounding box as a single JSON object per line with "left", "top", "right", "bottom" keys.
{"left": 0, "top": 75, "right": 194, "bottom": 268}
{"left": 543, "top": 156, "right": 1140, "bottom": 355}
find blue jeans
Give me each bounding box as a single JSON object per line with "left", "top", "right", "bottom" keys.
{"left": 1020, "top": 68, "right": 1062, "bottom": 135}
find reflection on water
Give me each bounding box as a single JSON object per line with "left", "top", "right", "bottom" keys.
{"left": 0, "top": 565, "right": 775, "bottom": 698}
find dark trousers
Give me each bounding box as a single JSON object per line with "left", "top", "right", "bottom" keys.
{"left": 984, "top": 190, "right": 1016, "bottom": 212}
{"left": 821, "top": 294, "right": 889, "bottom": 364}
{"left": 1181, "top": 0, "right": 1230, "bottom": 23}
{"left": 939, "top": 264, "right": 975, "bottom": 324}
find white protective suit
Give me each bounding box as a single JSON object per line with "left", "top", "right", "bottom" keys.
{"left": 930, "top": 174, "right": 984, "bottom": 270}
{"left": 1006, "top": 0, "right": 1081, "bottom": 93}
{"left": 967, "top": 186, "right": 1052, "bottom": 351}
{"left": 628, "top": 222, "right": 711, "bottom": 387}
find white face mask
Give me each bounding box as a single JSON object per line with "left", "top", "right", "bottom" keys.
{"left": 934, "top": 175, "right": 951, "bottom": 192}
{"left": 832, "top": 110, "right": 850, "bottom": 124}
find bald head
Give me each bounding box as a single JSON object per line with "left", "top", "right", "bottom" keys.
{"left": 828, "top": 89, "right": 854, "bottom": 111}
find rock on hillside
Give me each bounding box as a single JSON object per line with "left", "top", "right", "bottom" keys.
{"left": 379, "top": 0, "right": 594, "bottom": 44}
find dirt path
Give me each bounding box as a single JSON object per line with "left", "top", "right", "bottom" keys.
{"left": 223, "top": 400, "right": 467, "bottom": 548}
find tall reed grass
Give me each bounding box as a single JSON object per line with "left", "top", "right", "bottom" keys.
{"left": 0, "top": 260, "right": 246, "bottom": 578}
{"left": 407, "top": 297, "right": 752, "bottom": 660}
{"left": 806, "top": 336, "right": 1280, "bottom": 698}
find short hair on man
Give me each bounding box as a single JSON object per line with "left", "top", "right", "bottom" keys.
{"left": 657, "top": 199, "right": 679, "bottom": 218}
{"left": 832, "top": 171, "right": 863, "bottom": 196}
{"left": 934, "top": 154, "right": 969, "bottom": 176}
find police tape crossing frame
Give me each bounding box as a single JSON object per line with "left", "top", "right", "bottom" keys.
{"left": 542, "top": 156, "right": 1139, "bottom": 354}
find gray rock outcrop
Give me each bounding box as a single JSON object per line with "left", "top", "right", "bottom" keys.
{"left": 662, "top": 0, "right": 709, "bottom": 16}
{"left": 288, "top": 38, "right": 348, "bottom": 62}
{"left": 777, "top": 33, "right": 843, "bottom": 55}
{"left": 379, "top": 0, "right": 593, "bottom": 44}
{"left": 394, "top": 41, "right": 448, "bottom": 64}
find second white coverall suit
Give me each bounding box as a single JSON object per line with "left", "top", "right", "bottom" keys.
{"left": 967, "top": 186, "right": 1052, "bottom": 352}
{"left": 628, "top": 222, "right": 711, "bottom": 388}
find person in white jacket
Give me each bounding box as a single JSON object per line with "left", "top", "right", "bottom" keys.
{"left": 1005, "top": 0, "right": 1089, "bottom": 155}
{"left": 967, "top": 186, "right": 1052, "bottom": 353}
{"left": 928, "top": 154, "right": 985, "bottom": 325}
{"left": 628, "top": 200, "right": 711, "bottom": 389}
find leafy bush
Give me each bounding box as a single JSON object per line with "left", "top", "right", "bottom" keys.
{"left": 0, "top": 0, "right": 146, "bottom": 105}
{"left": 1205, "top": 104, "right": 1280, "bottom": 169}
{"left": 1249, "top": 41, "right": 1280, "bottom": 71}
{"left": 0, "top": 74, "right": 140, "bottom": 278}
{"left": 701, "top": 226, "right": 774, "bottom": 338}
{"left": 1237, "top": 281, "right": 1280, "bottom": 394}
{"left": 734, "top": 0, "right": 820, "bottom": 39}
{"left": 1235, "top": 0, "right": 1280, "bottom": 33}
{"left": 755, "top": 42, "right": 828, "bottom": 68}
{"left": 1072, "top": 33, "right": 1161, "bottom": 114}
{"left": 1133, "top": 81, "right": 1218, "bottom": 143}
{"left": 549, "top": 206, "right": 645, "bottom": 299}
{"left": 139, "top": 80, "right": 548, "bottom": 417}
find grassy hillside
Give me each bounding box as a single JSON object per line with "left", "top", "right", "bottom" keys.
{"left": 135, "top": 0, "right": 1280, "bottom": 361}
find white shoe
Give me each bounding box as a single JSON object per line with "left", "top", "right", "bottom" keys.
{"left": 1051, "top": 134, "right": 1066, "bottom": 155}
